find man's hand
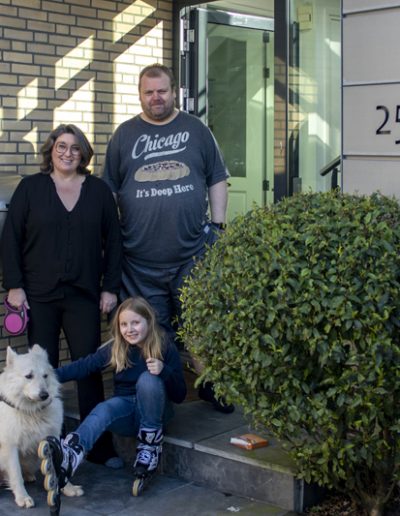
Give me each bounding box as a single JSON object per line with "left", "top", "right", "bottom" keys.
{"left": 100, "top": 291, "right": 117, "bottom": 314}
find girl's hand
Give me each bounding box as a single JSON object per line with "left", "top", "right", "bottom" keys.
{"left": 146, "top": 358, "right": 164, "bottom": 375}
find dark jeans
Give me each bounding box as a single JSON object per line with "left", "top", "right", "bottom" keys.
{"left": 27, "top": 285, "right": 115, "bottom": 463}
{"left": 121, "top": 227, "right": 219, "bottom": 346}
{"left": 76, "top": 372, "right": 172, "bottom": 453}
{"left": 121, "top": 257, "right": 199, "bottom": 347}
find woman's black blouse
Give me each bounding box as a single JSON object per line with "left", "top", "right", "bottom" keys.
{"left": 1, "top": 173, "right": 122, "bottom": 301}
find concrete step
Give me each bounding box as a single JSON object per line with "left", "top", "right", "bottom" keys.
{"left": 62, "top": 380, "right": 322, "bottom": 513}
{"left": 161, "top": 401, "right": 321, "bottom": 513}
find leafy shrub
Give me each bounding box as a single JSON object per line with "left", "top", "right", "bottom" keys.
{"left": 179, "top": 192, "right": 400, "bottom": 516}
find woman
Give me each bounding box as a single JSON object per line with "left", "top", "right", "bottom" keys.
{"left": 1, "top": 124, "right": 122, "bottom": 466}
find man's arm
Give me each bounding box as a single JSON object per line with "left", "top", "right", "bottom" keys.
{"left": 208, "top": 180, "right": 228, "bottom": 224}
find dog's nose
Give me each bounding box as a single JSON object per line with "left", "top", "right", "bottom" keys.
{"left": 40, "top": 391, "right": 49, "bottom": 401}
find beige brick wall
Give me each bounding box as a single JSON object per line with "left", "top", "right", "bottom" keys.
{"left": 0, "top": 0, "right": 174, "bottom": 366}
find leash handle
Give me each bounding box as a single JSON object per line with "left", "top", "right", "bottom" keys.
{"left": 3, "top": 296, "right": 29, "bottom": 335}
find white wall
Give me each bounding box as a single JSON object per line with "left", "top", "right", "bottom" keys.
{"left": 342, "top": 2, "right": 400, "bottom": 196}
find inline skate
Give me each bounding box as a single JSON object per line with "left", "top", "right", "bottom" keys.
{"left": 38, "top": 432, "right": 84, "bottom": 514}
{"left": 132, "top": 427, "right": 163, "bottom": 496}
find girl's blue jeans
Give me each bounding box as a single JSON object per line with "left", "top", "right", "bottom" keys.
{"left": 73, "top": 371, "right": 172, "bottom": 453}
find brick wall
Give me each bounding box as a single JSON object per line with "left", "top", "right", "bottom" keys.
{"left": 0, "top": 0, "right": 174, "bottom": 366}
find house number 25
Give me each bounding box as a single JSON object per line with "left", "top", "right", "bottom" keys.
{"left": 376, "top": 105, "right": 400, "bottom": 144}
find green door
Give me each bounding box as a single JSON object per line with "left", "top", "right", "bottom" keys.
{"left": 181, "top": 8, "right": 274, "bottom": 220}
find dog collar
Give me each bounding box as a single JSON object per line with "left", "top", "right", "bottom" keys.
{"left": 0, "top": 394, "right": 18, "bottom": 409}
{"left": 0, "top": 394, "right": 54, "bottom": 412}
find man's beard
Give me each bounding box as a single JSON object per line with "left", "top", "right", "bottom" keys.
{"left": 145, "top": 101, "right": 175, "bottom": 121}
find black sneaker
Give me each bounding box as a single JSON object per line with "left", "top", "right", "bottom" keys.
{"left": 198, "top": 382, "right": 235, "bottom": 414}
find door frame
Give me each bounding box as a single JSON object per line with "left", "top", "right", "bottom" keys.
{"left": 173, "top": 0, "right": 290, "bottom": 203}
{"left": 183, "top": 8, "right": 274, "bottom": 120}
{"left": 180, "top": 7, "right": 275, "bottom": 215}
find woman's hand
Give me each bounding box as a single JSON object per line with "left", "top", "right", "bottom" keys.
{"left": 146, "top": 358, "right": 164, "bottom": 375}
{"left": 100, "top": 291, "right": 117, "bottom": 314}
{"left": 7, "top": 288, "right": 29, "bottom": 309}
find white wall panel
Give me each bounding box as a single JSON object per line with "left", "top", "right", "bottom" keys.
{"left": 343, "top": 0, "right": 400, "bottom": 13}
{"left": 343, "top": 8, "right": 400, "bottom": 84}
{"left": 343, "top": 84, "right": 400, "bottom": 155}
{"left": 343, "top": 158, "right": 400, "bottom": 196}
{"left": 342, "top": 2, "right": 400, "bottom": 195}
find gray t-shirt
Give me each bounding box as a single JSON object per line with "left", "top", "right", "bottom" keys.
{"left": 102, "top": 111, "right": 228, "bottom": 267}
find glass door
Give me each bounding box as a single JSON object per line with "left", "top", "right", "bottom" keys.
{"left": 181, "top": 8, "right": 274, "bottom": 220}
{"left": 289, "top": 0, "right": 341, "bottom": 192}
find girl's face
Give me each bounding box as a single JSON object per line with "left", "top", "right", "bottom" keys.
{"left": 119, "top": 309, "right": 149, "bottom": 347}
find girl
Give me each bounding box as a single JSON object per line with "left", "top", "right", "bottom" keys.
{"left": 38, "top": 297, "right": 186, "bottom": 506}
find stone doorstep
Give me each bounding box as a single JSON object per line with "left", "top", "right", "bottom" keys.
{"left": 65, "top": 419, "right": 305, "bottom": 512}
{"left": 61, "top": 381, "right": 324, "bottom": 513}
{"left": 159, "top": 401, "right": 314, "bottom": 513}
{"left": 162, "top": 444, "right": 304, "bottom": 512}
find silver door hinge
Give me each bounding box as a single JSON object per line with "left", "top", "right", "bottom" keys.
{"left": 186, "top": 97, "right": 195, "bottom": 112}
{"left": 187, "top": 29, "right": 195, "bottom": 43}
{"left": 183, "top": 29, "right": 195, "bottom": 51}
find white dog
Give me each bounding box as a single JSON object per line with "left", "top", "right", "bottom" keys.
{"left": 0, "top": 345, "right": 83, "bottom": 508}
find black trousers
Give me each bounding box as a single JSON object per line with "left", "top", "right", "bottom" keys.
{"left": 121, "top": 256, "right": 197, "bottom": 350}
{"left": 27, "top": 285, "right": 116, "bottom": 463}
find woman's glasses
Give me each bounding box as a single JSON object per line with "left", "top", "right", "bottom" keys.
{"left": 54, "top": 141, "right": 81, "bottom": 156}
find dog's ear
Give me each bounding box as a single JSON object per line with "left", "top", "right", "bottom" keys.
{"left": 6, "top": 346, "right": 18, "bottom": 366}
{"left": 31, "top": 344, "right": 48, "bottom": 359}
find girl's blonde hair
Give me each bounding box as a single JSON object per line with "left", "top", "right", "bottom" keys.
{"left": 109, "top": 297, "right": 164, "bottom": 372}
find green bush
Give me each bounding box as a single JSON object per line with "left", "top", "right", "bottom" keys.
{"left": 179, "top": 191, "right": 400, "bottom": 516}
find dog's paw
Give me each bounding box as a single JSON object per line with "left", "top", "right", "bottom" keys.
{"left": 62, "top": 481, "right": 84, "bottom": 497}
{"left": 15, "top": 493, "right": 35, "bottom": 508}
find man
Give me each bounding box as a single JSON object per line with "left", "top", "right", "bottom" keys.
{"left": 103, "top": 63, "right": 233, "bottom": 412}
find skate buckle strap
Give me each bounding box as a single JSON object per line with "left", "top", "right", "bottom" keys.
{"left": 144, "top": 432, "right": 156, "bottom": 444}
{"left": 138, "top": 427, "right": 163, "bottom": 445}
{"left": 135, "top": 448, "right": 160, "bottom": 472}
{"left": 136, "top": 447, "right": 153, "bottom": 465}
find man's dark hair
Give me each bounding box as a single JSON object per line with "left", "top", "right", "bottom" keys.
{"left": 138, "top": 63, "right": 176, "bottom": 91}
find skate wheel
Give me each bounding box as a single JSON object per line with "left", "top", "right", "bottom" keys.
{"left": 40, "top": 458, "right": 52, "bottom": 475}
{"left": 38, "top": 440, "right": 50, "bottom": 460}
{"left": 44, "top": 473, "right": 57, "bottom": 491}
{"left": 132, "top": 478, "right": 143, "bottom": 496}
{"left": 47, "top": 489, "right": 59, "bottom": 507}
